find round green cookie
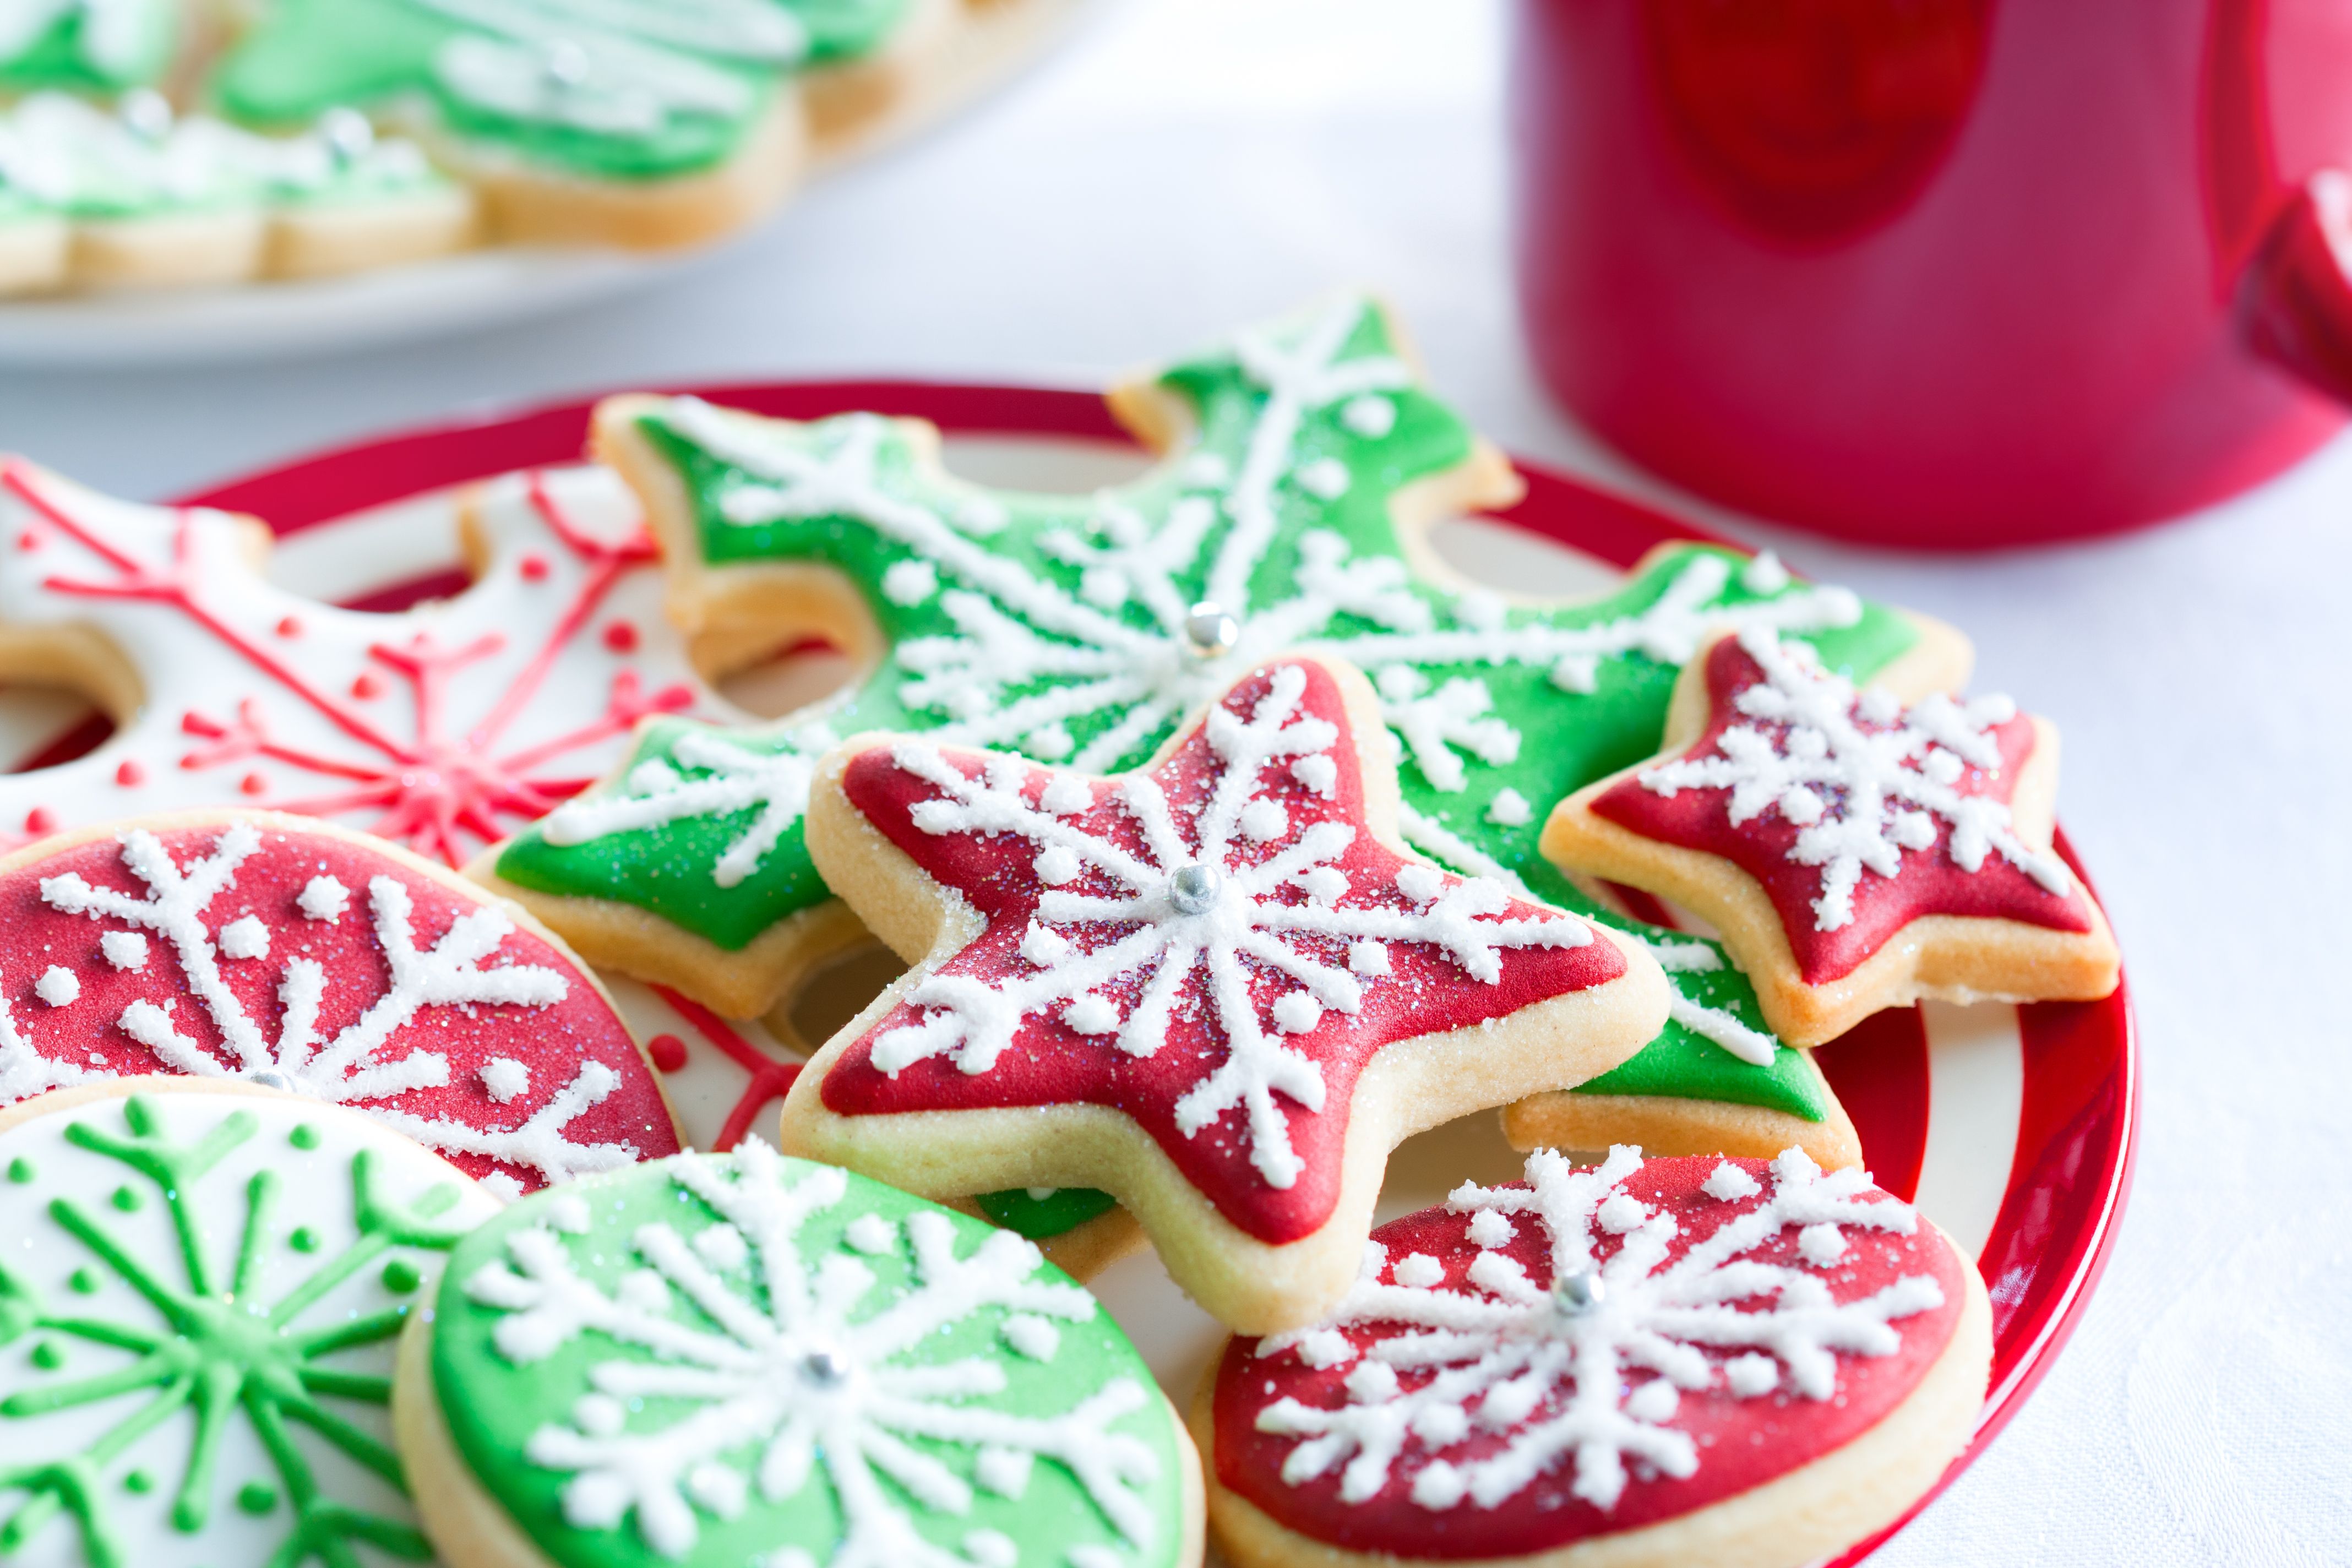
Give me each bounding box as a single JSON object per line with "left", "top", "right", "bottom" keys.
{"left": 405, "top": 1140, "right": 1200, "bottom": 1568}
{"left": 0, "top": 1077, "right": 501, "bottom": 1568}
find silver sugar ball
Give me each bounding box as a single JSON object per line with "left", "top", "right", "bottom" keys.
{"left": 1167, "top": 863, "right": 1222, "bottom": 916}
{"left": 1552, "top": 1269, "right": 1605, "bottom": 1314}
{"left": 799, "top": 1347, "right": 850, "bottom": 1386}
{"left": 1182, "top": 602, "right": 1240, "bottom": 657}
{"left": 248, "top": 1070, "right": 297, "bottom": 1095}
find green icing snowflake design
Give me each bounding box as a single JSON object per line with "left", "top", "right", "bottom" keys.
{"left": 496, "top": 297, "right": 1919, "bottom": 1134}
{"left": 435, "top": 1141, "right": 1185, "bottom": 1568}
{"left": 0, "top": 0, "right": 176, "bottom": 94}
{"left": 210, "top": 0, "right": 912, "bottom": 182}
{"left": 0, "top": 1092, "right": 496, "bottom": 1568}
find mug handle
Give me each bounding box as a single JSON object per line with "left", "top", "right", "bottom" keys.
{"left": 2241, "top": 168, "right": 2352, "bottom": 406}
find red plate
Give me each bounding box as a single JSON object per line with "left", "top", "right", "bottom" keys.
{"left": 179, "top": 380, "right": 2136, "bottom": 1564}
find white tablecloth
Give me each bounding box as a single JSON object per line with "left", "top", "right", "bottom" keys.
{"left": 1, "top": 3, "right": 2339, "bottom": 1560}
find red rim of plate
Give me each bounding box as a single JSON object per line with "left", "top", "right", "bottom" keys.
{"left": 177, "top": 379, "right": 2138, "bottom": 1563}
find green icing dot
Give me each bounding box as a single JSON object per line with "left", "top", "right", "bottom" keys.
{"left": 6, "top": 1157, "right": 31, "bottom": 1183}
{"left": 110, "top": 1185, "right": 140, "bottom": 1211}
{"left": 288, "top": 1227, "right": 319, "bottom": 1254}
{"left": 236, "top": 1480, "right": 277, "bottom": 1515}
{"left": 29, "top": 1340, "right": 62, "bottom": 1370}
{"left": 288, "top": 1124, "right": 319, "bottom": 1150}
{"left": 122, "top": 1469, "right": 153, "bottom": 1494}
{"left": 977, "top": 1186, "right": 1119, "bottom": 1239}
{"left": 380, "top": 1259, "right": 422, "bottom": 1294}
{"left": 68, "top": 1268, "right": 99, "bottom": 1295}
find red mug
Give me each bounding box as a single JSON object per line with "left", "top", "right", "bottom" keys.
{"left": 1511, "top": 0, "right": 2352, "bottom": 548}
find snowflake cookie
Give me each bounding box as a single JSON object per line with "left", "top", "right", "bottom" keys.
{"left": 782, "top": 655, "right": 1670, "bottom": 1333}
{"left": 1544, "top": 629, "right": 2121, "bottom": 1047}
{"left": 1197, "top": 1145, "right": 1991, "bottom": 1568}
{"left": 487, "top": 298, "right": 1956, "bottom": 1185}
{"left": 0, "top": 458, "right": 720, "bottom": 868}
{"left": 0, "top": 809, "right": 683, "bottom": 1194}
{"left": 398, "top": 1137, "right": 1204, "bottom": 1568}
{"left": 0, "top": 1077, "right": 504, "bottom": 1568}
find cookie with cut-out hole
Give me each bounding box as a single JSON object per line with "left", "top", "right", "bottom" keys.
{"left": 0, "top": 808, "right": 682, "bottom": 1195}
{"left": 0, "top": 1075, "right": 504, "bottom": 1568}
{"left": 0, "top": 456, "right": 720, "bottom": 868}
{"left": 394, "top": 1138, "right": 1205, "bottom": 1568}
{"left": 1543, "top": 629, "right": 2120, "bottom": 1048}
{"left": 784, "top": 654, "right": 1670, "bottom": 1333}
{"left": 1195, "top": 1144, "right": 1991, "bottom": 1568}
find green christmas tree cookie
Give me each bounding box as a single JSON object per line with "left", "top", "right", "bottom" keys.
{"left": 205, "top": 0, "right": 924, "bottom": 248}
{"left": 0, "top": 1080, "right": 500, "bottom": 1568}
{"left": 483, "top": 297, "right": 1967, "bottom": 1231}
{"left": 402, "top": 1139, "right": 1199, "bottom": 1568}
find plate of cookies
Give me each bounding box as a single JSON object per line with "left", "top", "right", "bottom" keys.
{"left": 0, "top": 297, "right": 2133, "bottom": 1568}
{"left": 0, "top": 0, "right": 1086, "bottom": 365}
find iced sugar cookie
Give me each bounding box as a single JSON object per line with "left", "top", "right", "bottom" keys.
{"left": 0, "top": 1077, "right": 503, "bottom": 1568}
{"left": 395, "top": 1138, "right": 1204, "bottom": 1568}
{"left": 488, "top": 296, "right": 1951, "bottom": 1177}
{"left": 0, "top": 0, "right": 176, "bottom": 95}
{"left": 0, "top": 809, "right": 682, "bottom": 1194}
{"left": 0, "top": 94, "right": 473, "bottom": 292}
{"left": 1198, "top": 1145, "right": 1991, "bottom": 1568}
{"left": 0, "top": 458, "right": 720, "bottom": 866}
{"left": 1544, "top": 629, "right": 2121, "bottom": 1047}
{"left": 207, "top": 0, "right": 945, "bottom": 252}
{"left": 785, "top": 655, "right": 1670, "bottom": 1332}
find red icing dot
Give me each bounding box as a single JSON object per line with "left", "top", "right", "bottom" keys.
{"left": 276, "top": 616, "right": 302, "bottom": 638}
{"left": 23, "top": 808, "right": 53, "bottom": 835}
{"left": 239, "top": 773, "right": 268, "bottom": 797}
{"left": 647, "top": 1033, "right": 689, "bottom": 1073}
{"left": 520, "top": 554, "right": 551, "bottom": 581}
{"left": 350, "top": 672, "right": 383, "bottom": 699}
{"left": 15, "top": 530, "right": 37, "bottom": 552}
{"left": 602, "top": 620, "right": 639, "bottom": 653}
{"left": 115, "top": 760, "right": 144, "bottom": 787}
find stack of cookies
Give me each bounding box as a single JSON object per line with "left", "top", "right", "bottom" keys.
{"left": 0, "top": 0, "right": 1076, "bottom": 293}
{"left": 0, "top": 297, "right": 2121, "bottom": 1568}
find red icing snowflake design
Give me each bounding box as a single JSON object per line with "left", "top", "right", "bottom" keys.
{"left": 1593, "top": 630, "right": 2088, "bottom": 982}
{"left": 0, "top": 460, "right": 706, "bottom": 866}
{"left": 1215, "top": 1147, "right": 1964, "bottom": 1559}
{"left": 823, "top": 659, "right": 1626, "bottom": 1243}
{"left": 0, "top": 818, "right": 678, "bottom": 1194}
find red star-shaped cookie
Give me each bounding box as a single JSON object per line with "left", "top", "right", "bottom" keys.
{"left": 1544, "top": 629, "right": 2119, "bottom": 1047}
{"left": 786, "top": 655, "right": 1670, "bottom": 1332}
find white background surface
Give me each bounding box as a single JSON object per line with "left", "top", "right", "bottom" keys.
{"left": 0, "top": 2, "right": 2340, "bottom": 1560}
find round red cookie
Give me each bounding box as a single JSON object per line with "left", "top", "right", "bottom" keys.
{"left": 1195, "top": 1147, "right": 1991, "bottom": 1568}
{"left": 0, "top": 809, "right": 681, "bottom": 1196}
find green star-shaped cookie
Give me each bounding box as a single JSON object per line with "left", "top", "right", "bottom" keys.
{"left": 484, "top": 297, "right": 1964, "bottom": 1201}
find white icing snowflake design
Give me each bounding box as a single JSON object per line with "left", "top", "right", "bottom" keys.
{"left": 540, "top": 722, "right": 837, "bottom": 888}
{"left": 1390, "top": 804, "right": 1781, "bottom": 1068}
{"left": 538, "top": 297, "right": 1864, "bottom": 883}
{"left": 1636, "top": 629, "right": 2071, "bottom": 931}
{"left": 1253, "top": 1146, "right": 1945, "bottom": 1513}
{"left": 464, "top": 1140, "right": 1166, "bottom": 1568}
{"left": 0, "top": 823, "right": 641, "bottom": 1186}
{"left": 872, "top": 663, "right": 1593, "bottom": 1190}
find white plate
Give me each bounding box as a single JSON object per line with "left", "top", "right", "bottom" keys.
{"left": 0, "top": 245, "right": 683, "bottom": 368}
